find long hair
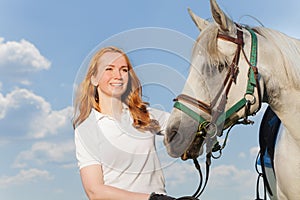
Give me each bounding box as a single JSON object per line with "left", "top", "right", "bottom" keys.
{"left": 73, "top": 46, "right": 159, "bottom": 132}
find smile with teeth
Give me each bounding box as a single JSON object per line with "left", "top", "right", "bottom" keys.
{"left": 110, "top": 83, "right": 123, "bottom": 87}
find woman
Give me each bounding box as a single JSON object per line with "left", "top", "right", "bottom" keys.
{"left": 73, "top": 46, "right": 179, "bottom": 200}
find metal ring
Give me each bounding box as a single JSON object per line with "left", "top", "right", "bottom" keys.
{"left": 204, "top": 122, "right": 218, "bottom": 138}
{"left": 244, "top": 93, "right": 256, "bottom": 105}
{"left": 212, "top": 149, "right": 222, "bottom": 159}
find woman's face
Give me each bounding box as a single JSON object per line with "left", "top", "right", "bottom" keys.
{"left": 92, "top": 52, "right": 129, "bottom": 99}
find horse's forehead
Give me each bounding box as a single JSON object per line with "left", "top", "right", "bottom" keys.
{"left": 191, "top": 42, "right": 221, "bottom": 68}
{"left": 195, "top": 25, "right": 218, "bottom": 48}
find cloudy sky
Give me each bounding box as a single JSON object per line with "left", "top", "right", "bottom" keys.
{"left": 1, "top": 0, "right": 299, "bottom": 199}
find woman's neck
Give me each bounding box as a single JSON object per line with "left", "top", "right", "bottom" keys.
{"left": 98, "top": 95, "right": 123, "bottom": 120}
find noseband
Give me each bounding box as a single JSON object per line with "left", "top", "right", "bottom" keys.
{"left": 173, "top": 26, "right": 262, "bottom": 198}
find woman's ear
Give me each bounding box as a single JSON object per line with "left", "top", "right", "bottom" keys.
{"left": 90, "top": 75, "right": 99, "bottom": 87}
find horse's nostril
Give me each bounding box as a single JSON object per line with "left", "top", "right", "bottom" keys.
{"left": 166, "top": 128, "right": 178, "bottom": 143}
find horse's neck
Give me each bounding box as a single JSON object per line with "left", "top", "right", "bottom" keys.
{"left": 257, "top": 29, "right": 300, "bottom": 144}
{"left": 270, "top": 88, "right": 300, "bottom": 144}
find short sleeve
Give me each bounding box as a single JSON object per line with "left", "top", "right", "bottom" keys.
{"left": 75, "top": 129, "right": 101, "bottom": 169}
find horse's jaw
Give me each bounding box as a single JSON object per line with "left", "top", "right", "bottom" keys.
{"left": 164, "top": 109, "right": 199, "bottom": 158}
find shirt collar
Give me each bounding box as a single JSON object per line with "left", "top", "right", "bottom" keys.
{"left": 92, "top": 103, "right": 129, "bottom": 121}
{"left": 92, "top": 108, "right": 106, "bottom": 121}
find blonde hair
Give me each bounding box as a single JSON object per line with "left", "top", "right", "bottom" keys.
{"left": 73, "top": 46, "right": 159, "bottom": 132}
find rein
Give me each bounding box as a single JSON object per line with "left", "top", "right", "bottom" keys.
{"left": 173, "top": 26, "right": 261, "bottom": 198}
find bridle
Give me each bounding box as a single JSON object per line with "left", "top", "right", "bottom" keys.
{"left": 173, "top": 25, "right": 262, "bottom": 199}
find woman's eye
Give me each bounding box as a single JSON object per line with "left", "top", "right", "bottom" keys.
{"left": 122, "top": 68, "right": 128, "bottom": 73}
{"left": 105, "top": 67, "right": 113, "bottom": 71}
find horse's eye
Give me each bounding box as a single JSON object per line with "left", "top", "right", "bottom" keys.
{"left": 218, "top": 63, "right": 226, "bottom": 72}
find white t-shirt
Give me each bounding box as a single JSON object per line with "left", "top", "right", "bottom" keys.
{"left": 74, "top": 106, "right": 169, "bottom": 194}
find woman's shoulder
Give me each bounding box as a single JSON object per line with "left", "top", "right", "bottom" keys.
{"left": 75, "top": 109, "right": 104, "bottom": 150}
{"left": 75, "top": 110, "right": 98, "bottom": 133}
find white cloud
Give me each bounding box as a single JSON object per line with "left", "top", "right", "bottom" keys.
{"left": 0, "top": 93, "right": 9, "bottom": 119}
{"left": 0, "top": 37, "right": 50, "bottom": 72}
{"left": 13, "top": 140, "right": 75, "bottom": 168}
{"left": 162, "top": 159, "right": 260, "bottom": 199}
{"left": 0, "top": 37, "right": 51, "bottom": 86}
{"left": 0, "top": 168, "right": 53, "bottom": 188}
{"left": 209, "top": 164, "right": 256, "bottom": 188}
{"left": 0, "top": 88, "right": 73, "bottom": 138}
{"left": 30, "top": 106, "right": 73, "bottom": 138}
{"left": 0, "top": 88, "right": 50, "bottom": 119}
{"left": 163, "top": 160, "right": 198, "bottom": 187}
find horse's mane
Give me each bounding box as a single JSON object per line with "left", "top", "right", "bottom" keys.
{"left": 254, "top": 27, "right": 300, "bottom": 89}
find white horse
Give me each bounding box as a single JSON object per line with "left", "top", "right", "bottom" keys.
{"left": 164, "top": 0, "right": 300, "bottom": 199}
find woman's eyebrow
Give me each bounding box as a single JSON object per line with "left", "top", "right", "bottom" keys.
{"left": 106, "top": 64, "right": 128, "bottom": 68}
{"left": 108, "top": 64, "right": 129, "bottom": 69}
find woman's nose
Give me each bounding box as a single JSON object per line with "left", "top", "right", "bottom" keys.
{"left": 113, "top": 69, "right": 122, "bottom": 79}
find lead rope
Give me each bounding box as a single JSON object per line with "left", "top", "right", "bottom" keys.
{"left": 191, "top": 153, "right": 212, "bottom": 199}
{"left": 183, "top": 117, "right": 253, "bottom": 200}
{"left": 175, "top": 153, "right": 211, "bottom": 200}
{"left": 179, "top": 145, "right": 211, "bottom": 199}
{"left": 189, "top": 123, "right": 237, "bottom": 199}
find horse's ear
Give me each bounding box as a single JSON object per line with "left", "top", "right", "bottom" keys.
{"left": 210, "top": 0, "right": 234, "bottom": 32}
{"left": 188, "top": 8, "right": 210, "bottom": 31}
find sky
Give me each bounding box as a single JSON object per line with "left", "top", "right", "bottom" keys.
{"left": 1, "top": 0, "right": 299, "bottom": 199}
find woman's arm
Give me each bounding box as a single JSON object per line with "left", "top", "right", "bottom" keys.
{"left": 80, "top": 164, "right": 150, "bottom": 200}
{"left": 148, "top": 108, "right": 170, "bottom": 135}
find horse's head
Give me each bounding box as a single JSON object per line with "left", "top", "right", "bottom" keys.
{"left": 165, "top": 0, "right": 264, "bottom": 158}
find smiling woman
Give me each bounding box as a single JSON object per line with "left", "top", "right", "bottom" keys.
{"left": 73, "top": 46, "right": 158, "bottom": 131}
{"left": 91, "top": 56, "right": 129, "bottom": 102}
{"left": 72, "top": 46, "right": 195, "bottom": 200}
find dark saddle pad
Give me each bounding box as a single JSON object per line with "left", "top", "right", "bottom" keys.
{"left": 258, "top": 106, "right": 281, "bottom": 169}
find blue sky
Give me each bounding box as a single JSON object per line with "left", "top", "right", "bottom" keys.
{"left": 1, "top": 0, "right": 299, "bottom": 199}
